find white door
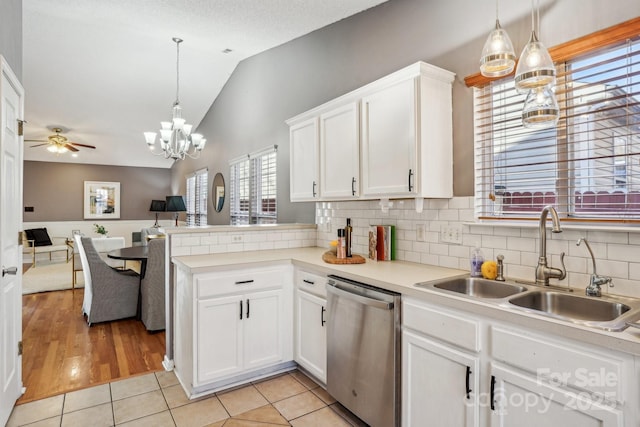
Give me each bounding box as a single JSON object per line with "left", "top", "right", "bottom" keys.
{"left": 295, "top": 290, "right": 326, "bottom": 382}
{"left": 402, "top": 330, "right": 479, "bottom": 427}
{"left": 0, "top": 56, "right": 24, "bottom": 427}
{"left": 243, "top": 289, "right": 283, "bottom": 370}
{"left": 196, "top": 295, "right": 243, "bottom": 384}
{"left": 320, "top": 102, "right": 360, "bottom": 199}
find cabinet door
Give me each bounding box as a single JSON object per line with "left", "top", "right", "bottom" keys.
{"left": 362, "top": 78, "right": 417, "bottom": 197}
{"left": 320, "top": 102, "right": 360, "bottom": 199}
{"left": 197, "top": 295, "right": 243, "bottom": 384}
{"left": 402, "top": 330, "right": 479, "bottom": 427}
{"left": 295, "top": 289, "right": 327, "bottom": 382}
{"left": 289, "top": 118, "right": 319, "bottom": 201}
{"left": 243, "top": 289, "right": 284, "bottom": 370}
{"left": 490, "top": 363, "right": 623, "bottom": 427}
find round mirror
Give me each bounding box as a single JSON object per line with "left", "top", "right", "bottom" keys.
{"left": 212, "top": 172, "right": 225, "bottom": 212}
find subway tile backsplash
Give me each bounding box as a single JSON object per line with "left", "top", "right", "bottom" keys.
{"left": 316, "top": 197, "right": 640, "bottom": 299}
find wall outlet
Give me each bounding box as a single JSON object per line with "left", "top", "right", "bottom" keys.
{"left": 231, "top": 234, "right": 243, "bottom": 243}
{"left": 441, "top": 224, "right": 463, "bottom": 244}
{"left": 416, "top": 223, "right": 426, "bottom": 242}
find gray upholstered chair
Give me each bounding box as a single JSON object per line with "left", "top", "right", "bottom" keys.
{"left": 77, "top": 236, "right": 140, "bottom": 325}
{"left": 140, "top": 238, "right": 166, "bottom": 331}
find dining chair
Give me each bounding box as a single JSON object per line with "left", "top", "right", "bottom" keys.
{"left": 76, "top": 236, "right": 140, "bottom": 325}
{"left": 140, "top": 238, "right": 166, "bottom": 331}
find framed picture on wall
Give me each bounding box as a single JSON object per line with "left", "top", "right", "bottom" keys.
{"left": 84, "top": 181, "right": 120, "bottom": 219}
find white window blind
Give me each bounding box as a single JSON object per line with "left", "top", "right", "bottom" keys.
{"left": 186, "top": 168, "right": 208, "bottom": 226}
{"left": 230, "top": 145, "right": 277, "bottom": 225}
{"left": 475, "top": 36, "right": 640, "bottom": 222}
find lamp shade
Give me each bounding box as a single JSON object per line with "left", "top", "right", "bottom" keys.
{"left": 166, "top": 195, "right": 186, "bottom": 212}
{"left": 149, "top": 200, "right": 166, "bottom": 212}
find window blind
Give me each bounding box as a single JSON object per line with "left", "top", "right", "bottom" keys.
{"left": 186, "top": 168, "right": 208, "bottom": 226}
{"left": 474, "top": 36, "right": 640, "bottom": 221}
{"left": 229, "top": 145, "right": 277, "bottom": 225}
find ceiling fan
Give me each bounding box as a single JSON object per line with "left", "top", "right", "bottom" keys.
{"left": 26, "top": 127, "right": 96, "bottom": 154}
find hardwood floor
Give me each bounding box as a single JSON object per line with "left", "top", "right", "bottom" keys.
{"left": 19, "top": 288, "right": 166, "bottom": 404}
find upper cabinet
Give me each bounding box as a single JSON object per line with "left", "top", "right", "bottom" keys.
{"left": 289, "top": 118, "right": 319, "bottom": 201}
{"left": 287, "top": 61, "right": 455, "bottom": 202}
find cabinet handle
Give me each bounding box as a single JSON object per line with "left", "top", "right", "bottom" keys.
{"left": 239, "top": 300, "right": 243, "bottom": 320}
{"left": 312, "top": 181, "right": 317, "bottom": 197}
{"left": 490, "top": 375, "right": 496, "bottom": 411}
{"left": 408, "top": 169, "right": 414, "bottom": 192}
{"left": 302, "top": 279, "right": 315, "bottom": 285}
{"left": 246, "top": 299, "right": 250, "bottom": 318}
{"left": 465, "top": 366, "right": 472, "bottom": 400}
{"left": 321, "top": 306, "right": 326, "bottom": 326}
{"left": 235, "top": 280, "right": 254, "bottom": 285}
{"left": 351, "top": 177, "right": 356, "bottom": 196}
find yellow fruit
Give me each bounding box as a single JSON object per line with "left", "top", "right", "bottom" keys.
{"left": 481, "top": 261, "right": 498, "bottom": 280}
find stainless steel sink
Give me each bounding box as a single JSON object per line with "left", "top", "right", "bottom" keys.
{"left": 508, "top": 291, "right": 630, "bottom": 321}
{"left": 417, "top": 277, "right": 527, "bottom": 299}
{"left": 506, "top": 291, "right": 640, "bottom": 331}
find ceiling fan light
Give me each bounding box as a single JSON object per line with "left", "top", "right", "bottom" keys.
{"left": 47, "top": 145, "right": 57, "bottom": 153}
{"left": 522, "top": 86, "right": 559, "bottom": 129}
{"left": 480, "top": 19, "right": 516, "bottom": 77}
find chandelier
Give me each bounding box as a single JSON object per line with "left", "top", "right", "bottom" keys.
{"left": 144, "top": 37, "right": 206, "bottom": 160}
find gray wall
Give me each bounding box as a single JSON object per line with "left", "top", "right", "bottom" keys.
{"left": 171, "top": 0, "right": 640, "bottom": 225}
{"left": 24, "top": 161, "right": 172, "bottom": 222}
{"left": 0, "top": 0, "right": 22, "bottom": 79}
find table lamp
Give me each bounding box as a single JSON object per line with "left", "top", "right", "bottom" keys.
{"left": 149, "top": 200, "right": 166, "bottom": 228}
{"left": 166, "top": 195, "right": 186, "bottom": 227}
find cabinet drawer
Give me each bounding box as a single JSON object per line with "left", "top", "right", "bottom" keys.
{"left": 196, "top": 267, "right": 285, "bottom": 298}
{"left": 295, "top": 270, "right": 327, "bottom": 298}
{"left": 491, "top": 326, "right": 626, "bottom": 400}
{"left": 403, "top": 297, "right": 480, "bottom": 352}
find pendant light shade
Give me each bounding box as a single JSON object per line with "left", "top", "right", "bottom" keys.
{"left": 522, "top": 85, "right": 559, "bottom": 129}
{"left": 514, "top": 0, "right": 555, "bottom": 93}
{"left": 480, "top": 19, "right": 516, "bottom": 77}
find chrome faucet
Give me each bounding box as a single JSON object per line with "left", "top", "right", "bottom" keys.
{"left": 535, "top": 206, "right": 566, "bottom": 286}
{"left": 577, "top": 237, "right": 612, "bottom": 297}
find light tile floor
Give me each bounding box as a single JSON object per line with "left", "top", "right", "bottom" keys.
{"left": 7, "top": 369, "right": 367, "bottom": 427}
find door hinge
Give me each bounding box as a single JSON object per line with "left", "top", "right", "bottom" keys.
{"left": 17, "top": 119, "right": 26, "bottom": 137}
{"left": 18, "top": 341, "right": 23, "bottom": 355}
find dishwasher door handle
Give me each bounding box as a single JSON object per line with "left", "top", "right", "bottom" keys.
{"left": 327, "top": 284, "right": 394, "bottom": 310}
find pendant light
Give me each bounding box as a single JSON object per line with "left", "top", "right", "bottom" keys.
{"left": 480, "top": 0, "right": 516, "bottom": 77}
{"left": 522, "top": 85, "right": 559, "bottom": 129}
{"left": 514, "top": 0, "right": 555, "bottom": 93}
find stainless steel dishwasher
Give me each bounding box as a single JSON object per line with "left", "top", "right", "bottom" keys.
{"left": 326, "top": 275, "right": 401, "bottom": 427}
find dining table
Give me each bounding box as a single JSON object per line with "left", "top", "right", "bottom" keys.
{"left": 107, "top": 245, "right": 149, "bottom": 278}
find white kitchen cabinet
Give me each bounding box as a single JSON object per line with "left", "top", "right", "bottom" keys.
{"left": 490, "top": 363, "right": 622, "bottom": 427}
{"left": 289, "top": 117, "right": 319, "bottom": 201}
{"left": 402, "top": 330, "right": 479, "bottom": 427}
{"left": 293, "top": 269, "right": 327, "bottom": 383}
{"left": 287, "top": 61, "right": 454, "bottom": 202}
{"left": 174, "top": 265, "right": 293, "bottom": 397}
{"left": 361, "top": 65, "right": 455, "bottom": 198}
{"left": 320, "top": 102, "right": 360, "bottom": 199}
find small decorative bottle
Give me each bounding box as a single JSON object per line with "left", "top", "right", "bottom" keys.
{"left": 470, "top": 244, "right": 484, "bottom": 277}
{"left": 337, "top": 229, "right": 346, "bottom": 259}
{"left": 345, "top": 218, "right": 353, "bottom": 257}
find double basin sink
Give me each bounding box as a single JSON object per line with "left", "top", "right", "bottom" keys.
{"left": 415, "top": 276, "right": 640, "bottom": 331}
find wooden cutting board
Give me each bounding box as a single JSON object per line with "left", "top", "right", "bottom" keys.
{"left": 322, "top": 251, "right": 366, "bottom": 264}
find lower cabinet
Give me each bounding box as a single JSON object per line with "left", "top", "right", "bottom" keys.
{"left": 295, "top": 289, "right": 327, "bottom": 383}
{"left": 197, "top": 289, "right": 284, "bottom": 384}
{"left": 402, "top": 329, "right": 479, "bottom": 427}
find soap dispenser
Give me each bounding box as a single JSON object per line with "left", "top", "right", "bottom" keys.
{"left": 470, "top": 244, "right": 484, "bottom": 277}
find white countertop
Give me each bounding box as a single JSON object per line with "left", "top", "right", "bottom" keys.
{"left": 172, "top": 247, "right": 640, "bottom": 356}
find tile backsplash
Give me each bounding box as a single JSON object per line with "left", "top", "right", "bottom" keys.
{"left": 315, "top": 197, "right": 640, "bottom": 299}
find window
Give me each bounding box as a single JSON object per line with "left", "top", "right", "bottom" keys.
{"left": 470, "top": 19, "right": 640, "bottom": 222}
{"left": 186, "top": 168, "right": 208, "bottom": 226}
{"left": 229, "top": 146, "right": 277, "bottom": 225}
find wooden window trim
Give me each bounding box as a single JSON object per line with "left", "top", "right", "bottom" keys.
{"left": 464, "top": 16, "right": 640, "bottom": 88}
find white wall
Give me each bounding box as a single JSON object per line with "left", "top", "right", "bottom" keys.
{"left": 316, "top": 198, "right": 640, "bottom": 300}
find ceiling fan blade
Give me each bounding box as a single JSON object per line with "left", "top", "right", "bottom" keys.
{"left": 30, "top": 143, "right": 50, "bottom": 148}
{"left": 25, "top": 139, "right": 48, "bottom": 142}
{"left": 64, "top": 144, "right": 79, "bottom": 152}
{"left": 69, "top": 142, "right": 96, "bottom": 149}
